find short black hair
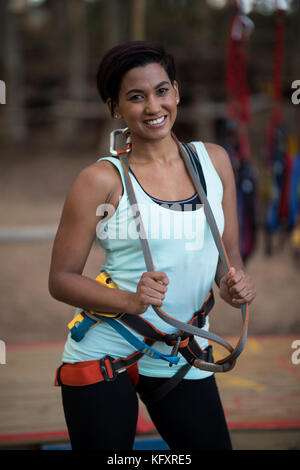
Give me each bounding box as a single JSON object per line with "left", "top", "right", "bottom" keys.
{"left": 96, "top": 41, "right": 176, "bottom": 116}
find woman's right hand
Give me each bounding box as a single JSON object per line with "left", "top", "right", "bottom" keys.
{"left": 128, "top": 271, "right": 169, "bottom": 315}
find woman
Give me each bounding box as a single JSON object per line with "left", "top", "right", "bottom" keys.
{"left": 49, "top": 41, "right": 255, "bottom": 451}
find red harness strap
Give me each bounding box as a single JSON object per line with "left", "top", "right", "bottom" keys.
{"left": 55, "top": 358, "right": 116, "bottom": 387}
{"left": 55, "top": 357, "right": 140, "bottom": 388}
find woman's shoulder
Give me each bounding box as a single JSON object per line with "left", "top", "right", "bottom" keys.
{"left": 69, "top": 158, "right": 122, "bottom": 204}
{"left": 79, "top": 158, "right": 121, "bottom": 186}
{"left": 191, "top": 141, "right": 232, "bottom": 185}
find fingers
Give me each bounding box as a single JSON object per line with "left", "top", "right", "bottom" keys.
{"left": 226, "top": 267, "right": 242, "bottom": 287}
{"left": 232, "top": 297, "right": 254, "bottom": 307}
{"left": 141, "top": 295, "right": 164, "bottom": 307}
{"left": 142, "top": 271, "right": 169, "bottom": 285}
{"left": 138, "top": 271, "right": 169, "bottom": 307}
{"left": 229, "top": 281, "right": 249, "bottom": 297}
{"left": 224, "top": 268, "right": 256, "bottom": 305}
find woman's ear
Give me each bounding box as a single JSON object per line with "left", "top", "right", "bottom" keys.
{"left": 106, "top": 98, "right": 113, "bottom": 116}
{"left": 107, "top": 98, "right": 122, "bottom": 119}
{"left": 173, "top": 80, "right": 180, "bottom": 105}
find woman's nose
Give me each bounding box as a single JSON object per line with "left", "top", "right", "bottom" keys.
{"left": 145, "top": 95, "right": 161, "bottom": 115}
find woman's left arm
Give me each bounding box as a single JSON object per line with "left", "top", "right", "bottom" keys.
{"left": 205, "top": 143, "right": 256, "bottom": 308}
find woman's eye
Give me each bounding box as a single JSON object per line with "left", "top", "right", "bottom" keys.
{"left": 157, "top": 88, "right": 169, "bottom": 95}
{"left": 129, "top": 94, "right": 143, "bottom": 101}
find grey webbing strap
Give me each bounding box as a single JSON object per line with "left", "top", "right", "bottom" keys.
{"left": 117, "top": 141, "right": 248, "bottom": 373}
{"left": 139, "top": 364, "right": 191, "bottom": 406}
{"left": 181, "top": 143, "right": 248, "bottom": 365}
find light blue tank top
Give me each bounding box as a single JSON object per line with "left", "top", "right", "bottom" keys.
{"left": 62, "top": 141, "right": 224, "bottom": 380}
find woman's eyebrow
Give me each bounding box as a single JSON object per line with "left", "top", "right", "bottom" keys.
{"left": 125, "top": 81, "right": 170, "bottom": 96}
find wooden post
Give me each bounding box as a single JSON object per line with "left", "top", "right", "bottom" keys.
{"left": 131, "top": 0, "right": 146, "bottom": 41}
{"left": 1, "top": 2, "right": 27, "bottom": 142}
{"left": 59, "top": 0, "right": 88, "bottom": 145}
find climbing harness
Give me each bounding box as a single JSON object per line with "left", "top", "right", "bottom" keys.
{"left": 55, "top": 129, "right": 249, "bottom": 400}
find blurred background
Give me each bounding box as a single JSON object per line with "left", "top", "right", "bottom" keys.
{"left": 0, "top": 0, "right": 300, "bottom": 451}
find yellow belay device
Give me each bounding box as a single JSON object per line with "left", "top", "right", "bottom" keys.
{"left": 68, "top": 270, "right": 182, "bottom": 366}
{"left": 68, "top": 272, "right": 123, "bottom": 341}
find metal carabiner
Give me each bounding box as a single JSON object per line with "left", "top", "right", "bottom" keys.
{"left": 169, "top": 336, "right": 181, "bottom": 367}
{"left": 110, "top": 127, "right": 131, "bottom": 156}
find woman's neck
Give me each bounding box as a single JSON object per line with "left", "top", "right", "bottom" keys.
{"left": 128, "top": 133, "right": 180, "bottom": 166}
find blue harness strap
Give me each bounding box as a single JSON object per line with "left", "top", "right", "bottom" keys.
{"left": 70, "top": 316, "right": 97, "bottom": 343}
{"left": 84, "top": 312, "right": 179, "bottom": 365}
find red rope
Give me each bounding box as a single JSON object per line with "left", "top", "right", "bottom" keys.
{"left": 272, "top": 8, "right": 284, "bottom": 124}
{"left": 225, "top": 4, "right": 251, "bottom": 160}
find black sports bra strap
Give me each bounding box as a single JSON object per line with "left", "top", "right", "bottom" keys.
{"left": 181, "top": 142, "right": 207, "bottom": 196}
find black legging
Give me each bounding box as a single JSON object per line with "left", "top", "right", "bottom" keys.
{"left": 61, "top": 372, "right": 232, "bottom": 451}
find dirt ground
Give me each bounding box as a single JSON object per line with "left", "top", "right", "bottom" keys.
{"left": 0, "top": 139, "right": 300, "bottom": 345}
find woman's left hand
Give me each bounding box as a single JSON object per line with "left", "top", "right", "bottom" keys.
{"left": 219, "top": 267, "right": 256, "bottom": 308}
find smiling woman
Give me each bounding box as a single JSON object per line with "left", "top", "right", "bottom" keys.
{"left": 112, "top": 62, "right": 179, "bottom": 147}
{"left": 49, "top": 41, "right": 255, "bottom": 451}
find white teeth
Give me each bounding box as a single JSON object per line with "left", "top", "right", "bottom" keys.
{"left": 145, "top": 116, "right": 165, "bottom": 125}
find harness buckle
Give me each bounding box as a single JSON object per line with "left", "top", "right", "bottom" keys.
{"left": 164, "top": 333, "right": 178, "bottom": 346}
{"left": 169, "top": 336, "right": 182, "bottom": 368}
{"left": 197, "top": 311, "right": 206, "bottom": 328}
{"left": 99, "top": 356, "right": 118, "bottom": 382}
{"left": 194, "top": 290, "right": 214, "bottom": 328}
{"left": 193, "top": 345, "right": 234, "bottom": 373}
{"left": 165, "top": 332, "right": 191, "bottom": 347}
{"left": 205, "top": 345, "right": 213, "bottom": 363}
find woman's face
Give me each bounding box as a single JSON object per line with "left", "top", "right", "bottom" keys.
{"left": 112, "top": 62, "right": 179, "bottom": 143}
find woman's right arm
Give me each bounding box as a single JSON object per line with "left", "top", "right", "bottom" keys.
{"left": 48, "top": 162, "right": 168, "bottom": 315}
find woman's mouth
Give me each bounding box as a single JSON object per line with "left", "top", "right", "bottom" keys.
{"left": 143, "top": 115, "right": 167, "bottom": 128}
